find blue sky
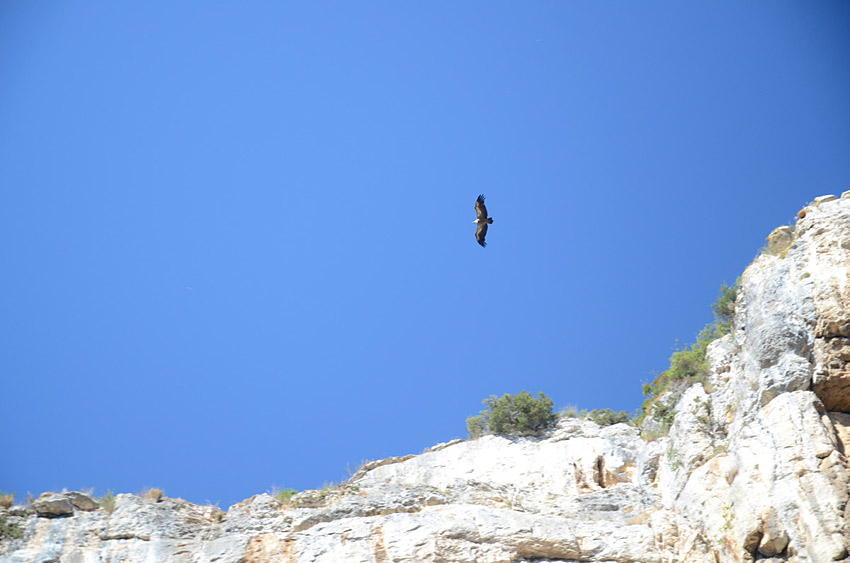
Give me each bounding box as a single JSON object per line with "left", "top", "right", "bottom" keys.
{"left": 2, "top": 2, "right": 849, "bottom": 508}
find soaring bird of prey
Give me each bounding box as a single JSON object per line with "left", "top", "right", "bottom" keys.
{"left": 473, "top": 194, "right": 494, "bottom": 247}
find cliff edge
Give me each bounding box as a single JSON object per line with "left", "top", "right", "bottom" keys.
{"left": 4, "top": 194, "right": 850, "bottom": 562}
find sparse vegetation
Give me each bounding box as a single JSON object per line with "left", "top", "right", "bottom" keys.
{"left": 559, "top": 404, "right": 579, "bottom": 418}
{"left": 346, "top": 459, "right": 372, "bottom": 480}
{"left": 692, "top": 396, "right": 711, "bottom": 427}
{"left": 711, "top": 281, "right": 738, "bottom": 332}
{"left": 636, "top": 281, "right": 739, "bottom": 434}
{"left": 0, "top": 514, "right": 23, "bottom": 540}
{"left": 99, "top": 490, "right": 116, "bottom": 513}
{"left": 667, "top": 447, "right": 681, "bottom": 471}
{"left": 466, "top": 392, "right": 557, "bottom": 438}
{"left": 640, "top": 428, "right": 666, "bottom": 442}
{"left": 0, "top": 492, "right": 15, "bottom": 509}
{"left": 716, "top": 504, "right": 734, "bottom": 544}
{"left": 587, "top": 408, "right": 632, "bottom": 426}
{"left": 273, "top": 487, "right": 297, "bottom": 504}
{"left": 319, "top": 482, "right": 340, "bottom": 499}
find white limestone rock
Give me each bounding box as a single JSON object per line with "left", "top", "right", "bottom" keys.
{"left": 7, "top": 196, "right": 850, "bottom": 562}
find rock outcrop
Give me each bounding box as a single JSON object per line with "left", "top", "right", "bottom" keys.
{"left": 4, "top": 194, "right": 850, "bottom": 562}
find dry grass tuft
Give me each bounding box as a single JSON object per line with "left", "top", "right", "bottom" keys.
{"left": 0, "top": 492, "right": 15, "bottom": 509}
{"left": 275, "top": 487, "right": 298, "bottom": 505}
{"left": 99, "top": 490, "right": 116, "bottom": 513}
{"left": 141, "top": 487, "right": 164, "bottom": 502}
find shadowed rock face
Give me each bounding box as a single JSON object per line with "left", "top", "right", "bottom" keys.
{"left": 4, "top": 195, "right": 850, "bottom": 563}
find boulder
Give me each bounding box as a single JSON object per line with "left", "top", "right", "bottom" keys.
{"left": 33, "top": 494, "right": 73, "bottom": 517}
{"left": 66, "top": 491, "right": 98, "bottom": 511}
{"left": 766, "top": 225, "right": 794, "bottom": 255}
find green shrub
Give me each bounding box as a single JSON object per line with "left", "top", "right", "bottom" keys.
{"left": 274, "top": 488, "right": 297, "bottom": 504}
{"left": 587, "top": 408, "right": 631, "bottom": 426}
{"left": 467, "top": 392, "right": 557, "bottom": 438}
{"left": 466, "top": 409, "right": 490, "bottom": 439}
{"left": 0, "top": 514, "right": 23, "bottom": 540}
{"left": 711, "top": 281, "right": 738, "bottom": 332}
{"left": 637, "top": 281, "right": 739, "bottom": 430}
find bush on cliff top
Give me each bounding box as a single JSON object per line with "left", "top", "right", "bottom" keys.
{"left": 587, "top": 408, "right": 631, "bottom": 426}
{"left": 467, "top": 392, "right": 557, "bottom": 438}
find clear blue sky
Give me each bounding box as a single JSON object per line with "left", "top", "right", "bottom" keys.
{"left": 2, "top": 2, "right": 848, "bottom": 508}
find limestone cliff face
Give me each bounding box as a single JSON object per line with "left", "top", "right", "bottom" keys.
{"left": 5, "top": 195, "right": 850, "bottom": 563}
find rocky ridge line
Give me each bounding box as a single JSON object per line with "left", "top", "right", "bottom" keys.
{"left": 4, "top": 193, "right": 850, "bottom": 562}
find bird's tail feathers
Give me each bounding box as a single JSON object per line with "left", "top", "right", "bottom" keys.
{"left": 488, "top": 218, "right": 494, "bottom": 224}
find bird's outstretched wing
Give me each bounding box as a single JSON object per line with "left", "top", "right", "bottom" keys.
{"left": 475, "top": 222, "right": 488, "bottom": 247}
{"left": 475, "top": 194, "right": 488, "bottom": 221}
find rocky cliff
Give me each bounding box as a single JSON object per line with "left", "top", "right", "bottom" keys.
{"left": 4, "top": 194, "right": 850, "bottom": 563}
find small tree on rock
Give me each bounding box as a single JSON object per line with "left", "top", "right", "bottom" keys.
{"left": 467, "top": 391, "right": 557, "bottom": 438}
